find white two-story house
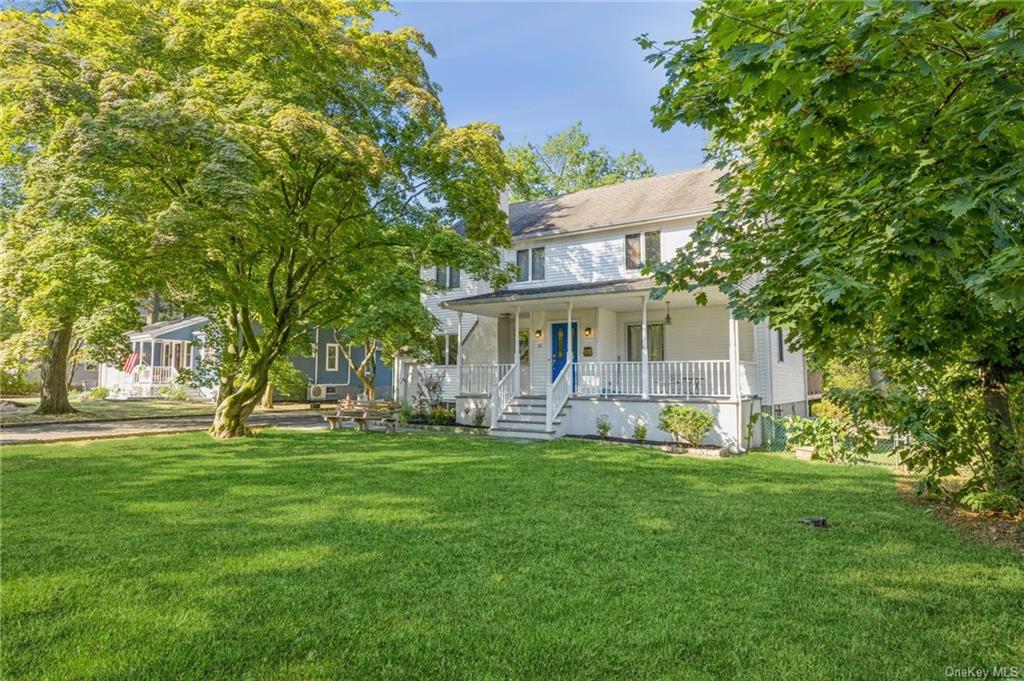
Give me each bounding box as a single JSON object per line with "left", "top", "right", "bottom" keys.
{"left": 400, "top": 167, "right": 810, "bottom": 450}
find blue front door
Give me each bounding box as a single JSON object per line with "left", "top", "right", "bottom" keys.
{"left": 551, "top": 322, "right": 578, "bottom": 386}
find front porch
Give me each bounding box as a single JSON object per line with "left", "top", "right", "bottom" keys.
{"left": 407, "top": 282, "right": 761, "bottom": 449}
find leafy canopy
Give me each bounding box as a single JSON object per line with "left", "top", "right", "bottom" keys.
{"left": 506, "top": 121, "right": 655, "bottom": 201}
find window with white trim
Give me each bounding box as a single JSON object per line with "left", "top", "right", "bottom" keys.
{"left": 434, "top": 266, "right": 460, "bottom": 290}
{"left": 515, "top": 247, "right": 545, "bottom": 282}
{"left": 626, "top": 323, "right": 665, "bottom": 361}
{"left": 433, "top": 334, "right": 458, "bottom": 365}
{"left": 325, "top": 343, "right": 341, "bottom": 372}
{"left": 625, "top": 230, "right": 662, "bottom": 270}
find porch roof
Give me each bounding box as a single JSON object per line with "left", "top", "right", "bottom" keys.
{"left": 441, "top": 277, "right": 655, "bottom": 313}
{"left": 127, "top": 315, "right": 208, "bottom": 341}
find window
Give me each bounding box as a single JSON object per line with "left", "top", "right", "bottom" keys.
{"left": 433, "top": 334, "right": 458, "bottom": 365}
{"left": 625, "top": 230, "right": 661, "bottom": 269}
{"left": 515, "top": 247, "right": 545, "bottom": 282}
{"left": 434, "top": 266, "right": 460, "bottom": 290}
{"left": 777, "top": 329, "right": 785, "bottom": 362}
{"left": 626, "top": 324, "right": 665, "bottom": 361}
{"left": 325, "top": 343, "right": 340, "bottom": 372}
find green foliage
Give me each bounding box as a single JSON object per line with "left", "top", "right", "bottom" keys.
{"left": 781, "top": 415, "right": 876, "bottom": 464}
{"left": 960, "top": 489, "right": 1021, "bottom": 516}
{"left": 157, "top": 385, "right": 189, "bottom": 401}
{"left": 506, "top": 122, "right": 655, "bottom": 201}
{"left": 399, "top": 403, "right": 415, "bottom": 425}
{"left": 595, "top": 415, "right": 611, "bottom": 439}
{"left": 642, "top": 0, "right": 1024, "bottom": 495}
{"left": 659, "top": 405, "right": 713, "bottom": 446}
{"left": 268, "top": 357, "right": 309, "bottom": 402}
{"left": 426, "top": 406, "right": 455, "bottom": 426}
{"left": 632, "top": 421, "right": 648, "bottom": 441}
{"left": 88, "top": 386, "right": 109, "bottom": 401}
{"left": 0, "top": 368, "right": 39, "bottom": 396}
{"left": 2, "top": 0, "right": 512, "bottom": 436}
{"left": 472, "top": 407, "right": 486, "bottom": 428}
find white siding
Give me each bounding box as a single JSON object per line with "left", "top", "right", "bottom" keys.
{"left": 769, "top": 328, "right": 808, "bottom": 407}
{"left": 503, "top": 217, "right": 699, "bottom": 290}
{"left": 420, "top": 267, "right": 490, "bottom": 350}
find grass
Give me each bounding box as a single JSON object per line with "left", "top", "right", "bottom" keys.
{"left": 2, "top": 431, "right": 1022, "bottom": 680}
{"left": 0, "top": 398, "right": 309, "bottom": 427}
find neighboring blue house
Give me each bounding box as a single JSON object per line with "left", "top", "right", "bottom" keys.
{"left": 98, "top": 315, "right": 392, "bottom": 401}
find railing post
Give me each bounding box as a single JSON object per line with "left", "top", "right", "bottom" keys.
{"left": 491, "top": 380, "right": 500, "bottom": 429}
{"left": 456, "top": 312, "right": 463, "bottom": 395}
{"left": 641, "top": 296, "right": 650, "bottom": 399}
{"left": 545, "top": 378, "right": 554, "bottom": 432}
{"left": 513, "top": 306, "right": 521, "bottom": 395}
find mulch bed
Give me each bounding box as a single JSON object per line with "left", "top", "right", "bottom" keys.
{"left": 895, "top": 475, "right": 1023, "bottom": 556}
{"left": 569, "top": 434, "right": 731, "bottom": 457}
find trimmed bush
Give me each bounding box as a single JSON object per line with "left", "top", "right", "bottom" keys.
{"left": 632, "top": 421, "right": 648, "bottom": 441}
{"left": 595, "top": 415, "right": 611, "bottom": 439}
{"left": 659, "top": 405, "right": 713, "bottom": 446}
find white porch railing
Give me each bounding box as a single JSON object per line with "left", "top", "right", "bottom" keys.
{"left": 460, "top": 364, "right": 513, "bottom": 395}
{"left": 576, "top": 361, "right": 643, "bottom": 396}
{"left": 575, "top": 360, "right": 750, "bottom": 398}
{"left": 546, "top": 362, "right": 572, "bottom": 432}
{"left": 490, "top": 364, "right": 517, "bottom": 429}
{"left": 136, "top": 365, "right": 179, "bottom": 385}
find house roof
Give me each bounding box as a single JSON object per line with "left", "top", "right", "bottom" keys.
{"left": 442, "top": 277, "right": 655, "bottom": 308}
{"left": 505, "top": 166, "right": 723, "bottom": 240}
{"left": 127, "top": 315, "right": 208, "bottom": 340}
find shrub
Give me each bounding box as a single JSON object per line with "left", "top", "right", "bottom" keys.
{"left": 0, "top": 368, "right": 40, "bottom": 396}
{"left": 781, "top": 415, "right": 876, "bottom": 463}
{"left": 68, "top": 389, "right": 86, "bottom": 402}
{"left": 632, "top": 421, "right": 648, "bottom": 441}
{"left": 595, "top": 415, "right": 611, "bottom": 439}
{"left": 960, "top": 489, "right": 1022, "bottom": 516}
{"left": 472, "top": 407, "right": 486, "bottom": 428}
{"left": 659, "top": 405, "right": 713, "bottom": 446}
{"left": 157, "top": 385, "right": 189, "bottom": 401}
{"left": 89, "top": 386, "right": 110, "bottom": 400}
{"left": 415, "top": 371, "right": 445, "bottom": 412}
{"left": 399, "top": 404, "right": 415, "bottom": 424}
{"left": 427, "top": 406, "right": 455, "bottom": 426}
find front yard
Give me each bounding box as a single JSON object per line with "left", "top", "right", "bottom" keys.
{"left": 2, "top": 431, "right": 1021, "bottom": 679}
{"left": 0, "top": 398, "right": 311, "bottom": 427}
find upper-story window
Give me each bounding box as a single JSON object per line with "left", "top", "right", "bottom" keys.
{"left": 434, "top": 266, "right": 460, "bottom": 290}
{"left": 515, "top": 247, "right": 545, "bottom": 282}
{"left": 625, "top": 230, "right": 662, "bottom": 270}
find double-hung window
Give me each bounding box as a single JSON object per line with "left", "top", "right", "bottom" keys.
{"left": 325, "top": 343, "right": 341, "bottom": 372}
{"left": 434, "top": 266, "right": 460, "bottom": 290}
{"left": 433, "top": 334, "right": 459, "bottom": 365}
{"left": 515, "top": 247, "right": 545, "bottom": 282}
{"left": 625, "top": 230, "right": 662, "bottom": 270}
{"left": 626, "top": 323, "right": 665, "bottom": 362}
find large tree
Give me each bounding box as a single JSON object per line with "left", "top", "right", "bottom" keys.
{"left": 506, "top": 121, "right": 655, "bottom": 201}
{"left": 641, "top": 1, "right": 1023, "bottom": 496}
{"left": 1, "top": 7, "right": 154, "bottom": 413}
{"left": 4, "top": 0, "right": 512, "bottom": 437}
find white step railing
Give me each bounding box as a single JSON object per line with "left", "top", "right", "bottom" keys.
{"left": 490, "top": 364, "right": 518, "bottom": 429}
{"left": 460, "top": 364, "right": 514, "bottom": 395}
{"left": 546, "top": 362, "right": 572, "bottom": 432}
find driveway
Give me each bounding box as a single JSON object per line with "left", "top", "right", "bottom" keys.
{"left": 0, "top": 410, "right": 328, "bottom": 445}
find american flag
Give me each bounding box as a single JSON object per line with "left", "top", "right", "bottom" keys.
{"left": 122, "top": 352, "right": 140, "bottom": 373}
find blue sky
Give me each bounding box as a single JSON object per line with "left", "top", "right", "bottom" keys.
{"left": 375, "top": 2, "right": 707, "bottom": 174}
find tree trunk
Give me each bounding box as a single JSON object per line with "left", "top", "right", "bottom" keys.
{"left": 210, "top": 371, "right": 268, "bottom": 439}
{"left": 36, "top": 321, "right": 76, "bottom": 415}
{"left": 261, "top": 382, "right": 275, "bottom": 409}
{"left": 146, "top": 291, "right": 161, "bottom": 325}
{"left": 980, "top": 365, "right": 1022, "bottom": 495}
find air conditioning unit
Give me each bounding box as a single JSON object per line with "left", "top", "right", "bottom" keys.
{"left": 308, "top": 384, "right": 340, "bottom": 401}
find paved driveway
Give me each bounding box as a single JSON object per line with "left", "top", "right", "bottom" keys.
{"left": 1, "top": 411, "right": 328, "bottom": 445}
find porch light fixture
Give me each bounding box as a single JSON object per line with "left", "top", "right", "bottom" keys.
{"left": 584, "top": 327, "right": 592, "bottom": 338}
{"left": 535, "top": 329, "right": 543, "bottom": 340}
{"left": 664, "top": 301, "right": 672, "bottom": 326}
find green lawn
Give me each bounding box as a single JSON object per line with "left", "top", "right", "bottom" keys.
{"left": 2, "top": 432, "right": 1021, "bottom": 679}
{"left": 0, "top": 397, "right": 217, "bottom": 426}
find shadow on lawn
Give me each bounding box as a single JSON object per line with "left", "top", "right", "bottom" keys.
{"left": 2, "top": 430, "right": 1022, "bottom": 679}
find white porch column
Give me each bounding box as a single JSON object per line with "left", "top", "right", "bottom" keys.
{"left": 150, "top": 340, "right": 155, "bottom": 367}
{"left": 728, "top": 308, "right": 743, "bottom": 451}
{"left": 641, "top": 296, "right": 650, "bottom": 399}
{"left": 566, "top": 300, "right": 574, "bottom": 393}
{"left": 456, "top": 312, "right": 463, "bottom": 395}
{"left": 513, "top": 306, "right": 521, "bottom": 394}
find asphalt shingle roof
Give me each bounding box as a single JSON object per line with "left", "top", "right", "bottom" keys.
{"left": 506, "top": 166, "right": 723, "bottom": 239}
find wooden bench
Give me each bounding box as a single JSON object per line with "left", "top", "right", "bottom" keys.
{"left": 324, "top": 400, "right": 400, "bottom": 434}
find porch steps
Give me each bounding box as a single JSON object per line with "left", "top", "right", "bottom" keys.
{"left": 489, "top": 395, "right": 569, "bottom": 440}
